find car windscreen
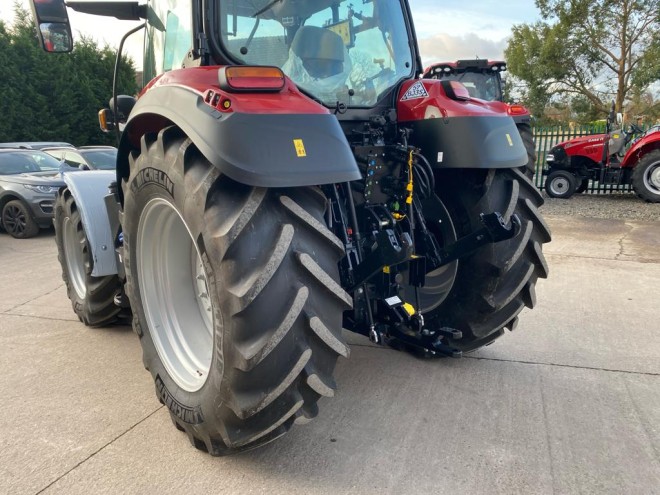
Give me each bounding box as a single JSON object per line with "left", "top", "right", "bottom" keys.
{"left": 0, "top": 151, "right": 62, "bottom": 175}
{"left": 81, "top": 149, "right": 117, "bottom": 170}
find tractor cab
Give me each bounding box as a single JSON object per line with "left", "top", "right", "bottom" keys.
{"left": 33, "top": 0, "right": 421, "bottom": 114}
{"left": 423, "top": 59, "right": 506, "bottom": 102}
{"left": 214, "top": 0, "right": 416, "bottom": 108}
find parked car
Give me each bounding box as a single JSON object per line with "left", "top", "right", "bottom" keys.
{"left": 43, "top": 146, "right": 117, "bottom": 170}
{"left": 0, "top": 141, "right": 74, "bottom": 150}
{"left": 0, "top": 149, "right": 68, "bottom": 238}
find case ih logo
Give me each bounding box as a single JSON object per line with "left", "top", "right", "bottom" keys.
{"left": 400, "top": 81, "right": 429, "bottom": 101}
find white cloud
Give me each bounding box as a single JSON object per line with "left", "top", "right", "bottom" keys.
{"left": 412, "top": 10, "right": 514, "bottom": 42}
{"left": 1, "top": 0, "right": 536, "bottom": 73}
{"left": 417, "top": 33, "right": 509, "bottom": 67}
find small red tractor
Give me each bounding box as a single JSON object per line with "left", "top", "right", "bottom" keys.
{"left": 544, "top": 105, "right": 660, "bottom": 201}
{"left": 29, "top": 0, "right": 550, "bottom": 455}
{"left": 423, "top": 59, "right": 537, "bottom": 177}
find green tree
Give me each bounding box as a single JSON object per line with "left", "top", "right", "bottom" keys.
{"left": 505, "top": 0, "right": 660, "bottom": 120}
{"left": 1, "top": 3, "right": 139, "bottom": 145}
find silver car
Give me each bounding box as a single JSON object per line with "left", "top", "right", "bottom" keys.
{"left": 43, "top": 146, "right": 117, "bottom": 170}
{"left": 0, "top": 149, "right": 67, "bottom": 238}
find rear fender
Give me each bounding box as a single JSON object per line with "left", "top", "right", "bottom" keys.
{"left": 116, "top": 68, "right": 360, "bottom": 200}
{"left": 397, "top": 80, "right": 527, "bottom": 169}
{"left": 621, "top": 133, "right": 660, "bottom": 168}
{"left": 61, "top": 171, "right": 118, "bottom": 277}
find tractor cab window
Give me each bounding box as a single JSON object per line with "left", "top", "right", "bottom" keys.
{"left": 144, "top": 0, "right": 193, "bottom": 82}
{"left": 218, "top": 0, "right": 413, "bottom": 107}
{"left": 434, "top": 71, "right": 502, "bottom": 102}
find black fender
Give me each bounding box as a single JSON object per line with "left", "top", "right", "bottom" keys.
{"left": 407, "top": 116, "right": 528, "bottom": 169}
{"left": 116, "top": 85, "right": 361, "bottom": 195}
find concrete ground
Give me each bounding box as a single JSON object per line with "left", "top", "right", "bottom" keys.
{"left": 1, "top": 213, "right": 659, "bottom": 495}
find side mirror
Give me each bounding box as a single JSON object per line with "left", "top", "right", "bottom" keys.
{"left": 98, "top": 108, "right": 116, "bottom": 133}
{"left": 109, "top": 95, "right": 137, "bottom": 121}
{"left": 28, "top": 0, "right": 73, "bottom": 53}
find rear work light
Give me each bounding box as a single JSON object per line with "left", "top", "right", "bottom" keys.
{"left": 218, "top": 66, "right": 285, "bottom": 92}
{"left": 507, "top": 104, "right": 528, "bottom": 116}
{"left": 440, "top": 80, "right": 470, "bottom": 101}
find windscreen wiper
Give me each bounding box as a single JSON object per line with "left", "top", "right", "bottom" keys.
{"left": 253, "top": 0, "right": 282, "bottom": 17}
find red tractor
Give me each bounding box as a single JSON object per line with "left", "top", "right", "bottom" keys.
{"left": 544, "top": 105, "right": 660, "bottom": 201}
{"left": 29, "top": 0, "right": 550, "bottom": 455}
{"left": 423, "top": 59, "right": 537, "bottom": 177}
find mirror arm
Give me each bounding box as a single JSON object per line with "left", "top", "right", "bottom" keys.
{"left": 65, "top": 2, "right": 147, "bottom": 21}
{"left": 112, "top": 23, "right": 146, "bottom": 145}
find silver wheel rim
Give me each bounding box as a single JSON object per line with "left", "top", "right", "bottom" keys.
{"left": 549, "top": 176, "right": 570, "bottom": 196}
{"left": 137, "top": 198, "right": 214, "bottom": 392}
{"left": 644, "top": 162, "right": 660, "bottom": 194}
{"left": 63, "top": 216, "right": 87, "bottom": 299}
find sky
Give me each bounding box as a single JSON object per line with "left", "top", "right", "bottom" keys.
{"left": 0, "top": 0, "right": 541, "bottom": 69}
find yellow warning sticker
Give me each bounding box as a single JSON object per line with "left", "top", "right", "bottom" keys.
{"left": 293, "top": 139, "right": 306, "bottom": 157}
{"left": 506, "top": 133, "right": 514, "bottom": 146}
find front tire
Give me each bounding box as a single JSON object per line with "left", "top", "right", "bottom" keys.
{"left": 632, "top": 150, "right": 660, "bottom": 203}
{"left": 545, "top": 169, "right": 576, "bottom": 199}
{"left": 420, "top": 168, "right": 551, "bottom": 352}
{"left": 54, "top": 189, "right": 123, "bottom": 326}
{"left": 122, "top": 127, "right": 350, "bottom": 455}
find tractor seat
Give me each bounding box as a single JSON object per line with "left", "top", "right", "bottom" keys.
{"left": 290, "top": 26, "right": 345, "bottom": 79}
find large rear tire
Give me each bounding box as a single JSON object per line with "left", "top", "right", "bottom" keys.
{"left": 54, "top": 189, "right": 122, "bottom": 326}
{"left": 632, "top": 150, "right": 660, "bottom": 203}
{"left": 121, "top": 127, "right": 350, "bottom": 455}
{"left": 575, "top": 178, "right": 589, "bottom": 194}
{"left": 420, "top": 168, "right": 550, "bottom": 352}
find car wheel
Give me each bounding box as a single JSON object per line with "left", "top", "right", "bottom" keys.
{"left": 1, "top": 200, "right": 40, "bottom": 238}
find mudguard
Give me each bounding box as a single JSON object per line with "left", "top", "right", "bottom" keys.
{"left": 116, "top": 76, "right": 361, "bottom": 192}
{"left": 622, "top": 129, "right": 660, "bottom": 168}
{"left": 62, "top": 171, "right": 118, "bottom": 277}
{"left": 397, "top": 80, "right": 528, "bottom": 169}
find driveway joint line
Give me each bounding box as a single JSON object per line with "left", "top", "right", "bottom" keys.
{"left": 348, "top": 343, "right": 660, "bottom": 376}
{"left": 3, "top": 284, "right": 65, "bottom": 314}
{"left": 464, "top": 355, "right": 660, "bottom": 376}
{"left": 545, "top": 252, "right": 657, "bottom": 264}
{"left": 1, "top": 313, "right": 84, "bottom": 323}
{"left": 34, "top": 406, "right": 164, "bottom": 494}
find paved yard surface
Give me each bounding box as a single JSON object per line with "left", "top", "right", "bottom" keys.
{"left": 1, "top": 213, "right": 659, "bottom": 495}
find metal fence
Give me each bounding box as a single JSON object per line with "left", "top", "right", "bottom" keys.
{"left": 531, "top": 124, "right": 652, "bottom": 194}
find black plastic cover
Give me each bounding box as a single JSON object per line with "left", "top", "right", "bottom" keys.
{"left": 118, "top": 86, "right": 361, "bottom": 188}
{"left": 408, "top": 116, "right": 527, "bottom": 169}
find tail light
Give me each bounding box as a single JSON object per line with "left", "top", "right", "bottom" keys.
{"left": 440, "top": 80, "right": 470, "bottom": 101}
{"left": 218, "top": 66, "right": 285, "bottom": 92}
{"left": 507, "top": 104, "right": 528, "bottom": 116}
